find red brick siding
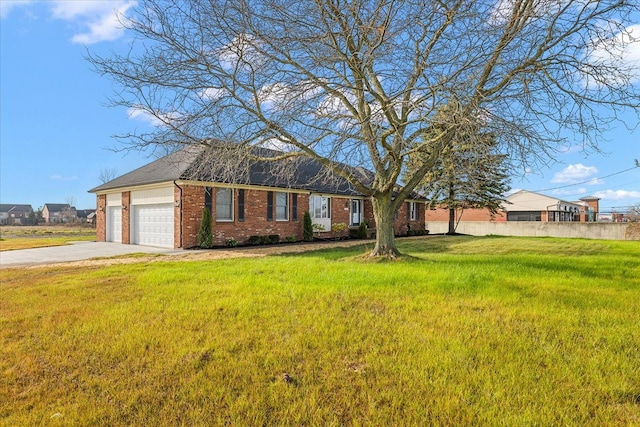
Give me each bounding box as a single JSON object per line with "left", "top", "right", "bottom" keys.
{"left": 393, "top": 202, "right": 426, "bottom": 236}
{"left": 349, "top": 199, "right": 425, "bottom": 236}
{"left": 96, "top": 194, "right": 106, "bottom": 242}
{"left": 180, "top": 184, "right": 206, "bottom": 248}
{"left": 213, "top": 189, "right": 308, "bottom": 245}
{"left": 121, "top": 191, "right": 131, "bottom": 244}
{"left": 425, "top": 207, "right": 506, "bottom": 222}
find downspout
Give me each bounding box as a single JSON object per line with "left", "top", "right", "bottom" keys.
{"left": 174, "top": 180, "right": 183, "bottom": 248}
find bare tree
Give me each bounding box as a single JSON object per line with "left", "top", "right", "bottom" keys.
{"left": 98, "top": 167, "right": 118, "bottom": 184}
{"left": 65, "top": 196, "right": 76, "bottom": 210}
{"left": 89, "top": 0, "right": 640, "bottom": 257}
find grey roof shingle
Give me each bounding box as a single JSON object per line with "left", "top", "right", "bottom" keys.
{"left": 43, "top": 203, "right": 73, "bottom": 213}
{"left": 89, "top": 145, "right": 425, "bottom": 200}
{"left": 89, "top": 145, "right": 373, "bottom": 197}
{"left": 0, "top": 204, "right": 33, "bottom": 214}
{"left": 89, "top": 147, "right": 201, "bottom": 193}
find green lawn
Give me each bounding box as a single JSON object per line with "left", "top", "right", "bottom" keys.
{"left": 1, "top": 236, "right": 639, "bottom": 426}
{"left": 0, "top": 226, "right": 95, "bottom": 251}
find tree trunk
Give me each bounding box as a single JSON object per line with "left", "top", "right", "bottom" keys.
{"left": 447, "top": 183, "right": 456, "bottom": 235}
{"left": 448, "top": 207, "right": 456, "bottom": 235}
{"left": 369, "top": 193, "right": 400, "bottom": 259}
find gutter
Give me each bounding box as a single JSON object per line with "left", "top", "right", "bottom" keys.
{"left": 174, "top": 180, "right": 183, "bottom": 248}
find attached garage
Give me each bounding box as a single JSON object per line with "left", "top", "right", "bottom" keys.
{"left": 131, "top": 204, "right": 174, "bottom": 247}
{"left": 129, "top": 187, "right": 175, "bottom": 248}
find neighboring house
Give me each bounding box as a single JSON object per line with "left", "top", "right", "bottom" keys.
{"left": 425, "top": 190, "right": 600, "bottom": 224}
{"left": 89, "top": 146, "right": 426, "bottom": 248}
{"left": 76, "top": 209, "right": 97, "bottom": 225}
{"left": 503, "top": 190, "right": 599, "bottom": 222}
{"left": 42, "top": 204, "right": 77, "bottom": 224}
{"left": 0, "top": 204, "right": 34, "bottom": 225}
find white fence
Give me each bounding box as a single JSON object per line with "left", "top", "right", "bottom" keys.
{"left": 426, "top": 221, "right": 639, "bottom": 241}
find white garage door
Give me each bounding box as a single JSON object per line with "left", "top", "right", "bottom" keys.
{"left": 106, "top": 207, "right": 122, "bottom": 243}
{"left": 131, "top": 204, "right": 174, "bottom": 248}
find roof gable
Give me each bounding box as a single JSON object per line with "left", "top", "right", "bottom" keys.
{"left": 89, "top": 147, "right": 201, "bottom": 193}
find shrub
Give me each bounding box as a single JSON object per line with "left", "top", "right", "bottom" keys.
{"left": 247, "top": 235, "right": 262, "bottom": 245}
{"left": 285, "top": 236, "right": 297, "bottom": 243}
{"left": 303, "top": 211, "right": 313, "bottom": 242}
{"left": 331, "top": 222, "right": 347, "bottom": 233}
{"left": 260, "top": 235, "right": 271, "bottom": 245}
{"left": 268, "top": 234, "right": 280, "bottom": 244}
{"left": 226, "top": 238, "right": 238, "bottom": 248}
{"left": 198, "top": 208, "right": 213, "bottom": 248}
{"left": 356, "top": 221, "right": 368, "bottom": 239}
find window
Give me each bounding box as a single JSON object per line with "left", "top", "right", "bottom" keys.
{"left": 238, "top": 189, "right": 245, "bottom": 222}
{"left": 216, "top": 188, "right": 233, "bottom": 221}
{"left": 267, "top": 192, "right": 274, "bottom": 221}
{"left": 292, "top": 193, "right": 298, "bottom": 221}
{"left": 310, "top": 195, "right": 330, "bottom": 219}
{"left": 204, "top": 187, "right": 213, "bottom": 213}
{"left": 276, "top": 192, "right": 288, "bottom": 221}
{"left": 409, "top": 202, "right": 417, "bottom": 221}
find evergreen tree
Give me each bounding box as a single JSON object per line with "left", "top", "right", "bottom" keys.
{"left": 303, "top": 211, "right": 314, "bottom": 242}
{"left": 410, "top": 118, "right": 510, "bottom": 234}
{"left": 198, "top": 207, "right": 213, "bottom": 248}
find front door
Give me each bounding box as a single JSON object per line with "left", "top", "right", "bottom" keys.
{"left": 351, "top": 199, "right": 362, "bottom": 226}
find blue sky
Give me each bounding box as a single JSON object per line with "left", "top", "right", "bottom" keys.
{"left": 1, "top": 1, "right": 639, "bottom": 213}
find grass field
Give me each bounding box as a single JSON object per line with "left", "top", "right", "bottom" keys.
{"left": 0, "top": 226, "right": 95, "bottom": 251}
{"left": 1, "top": 236, "right": 639, "bottom": 426}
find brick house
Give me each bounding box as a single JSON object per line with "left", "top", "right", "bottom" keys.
{"left": 89, "top": 147, "right": 426, "bottom": 248}
{"left": 42, "top": 203, "right": 77, "bottom": 224}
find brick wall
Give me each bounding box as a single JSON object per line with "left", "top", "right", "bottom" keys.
{"left": 180, "top": 184, "right": 206, "bottom": 248}
{"left": 121, "top": 191, "right": 131, "bottom": 244}
{"left": 425, "top": 207, "right": 506, "bottom": 222}
{"left": 96, "top": 194, "right": 106, "bottom": 242}
{"left": 213, "top": 189, "right": 308, "bottom": 245}
{"left": 360, "top": 200, "right": 426, "bottom": 236}
{"left": 179, "top": 185, "right": 310, "bottom": 247}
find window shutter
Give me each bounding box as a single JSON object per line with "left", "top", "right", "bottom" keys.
{"left": 267, "top": 191, "right": 273, "bottom": 221}
{"left": 407, "top": 202, "right": 410, "bottom": 220}
{"left": 292, "top": 193, "right": 298, "bottom": 221}
{"left": 238, "top": 189, "right": 245, "bottom": 222}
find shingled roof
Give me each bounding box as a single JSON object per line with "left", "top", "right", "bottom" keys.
{"left": 0, "top": 204, "right": 33, "bottom": 214}
{"left": 89, "top": 145, "right": 375, "bottom": 197}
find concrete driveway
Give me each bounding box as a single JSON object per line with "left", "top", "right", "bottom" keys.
{"left": 0, "top": 242, "right": 181, "bottom": 268}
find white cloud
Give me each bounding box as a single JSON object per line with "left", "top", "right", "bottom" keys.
{"left": 255, "top": 137, "right": 296, "bottom": 152}
{"left": 217, "top": 34, "right": 264, "bottom": 71}
{"left": 198, "top": 88, "right": 225, "bottom": 101}
{"left": 586, "top": 23, "right": 640, "bottom": 85}
{"left": 50, "top": 174, "right": 78, "bottom": 181}
{"left": 1, "top": 1, "right": 135, "bottom": 43}
{"left": 0, "top": 0, "right": 35, "bottom": 19}
{"left": 550, "top": 163, "right": 599, "bottom": 184}
{"left": 50, "top": 1, "right": 136, "bottom": 44}
{"left": 593, "top": 189, "right": 640, "bottom": 200}
{"left": 127, "top": 106, "right": 181, "bottom": 126}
